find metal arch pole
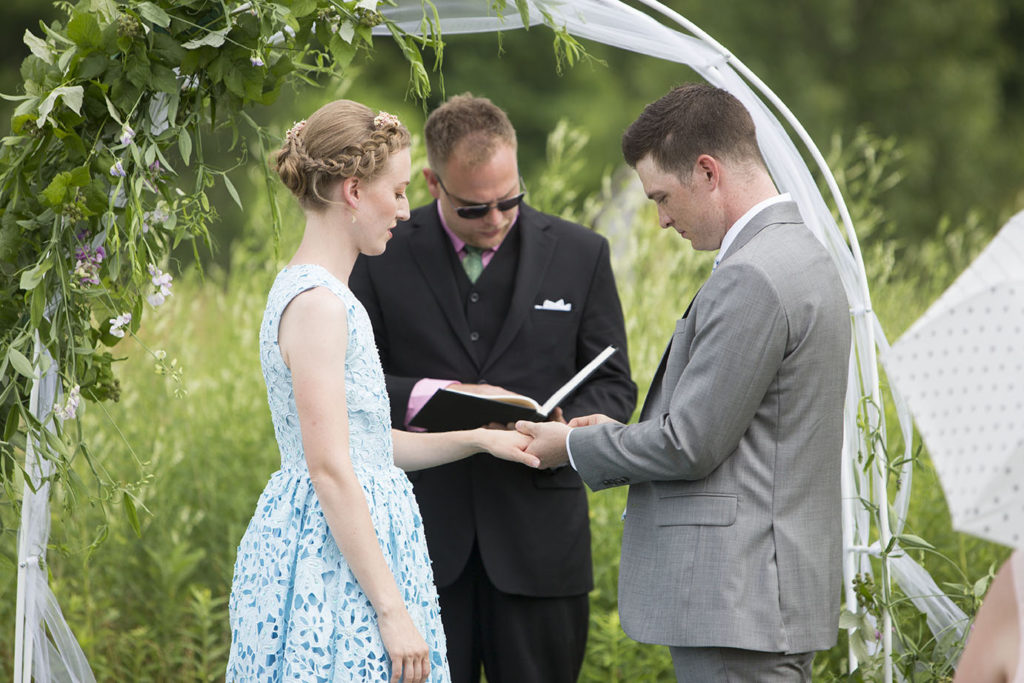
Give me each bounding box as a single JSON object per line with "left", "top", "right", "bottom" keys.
{"left": 621, "top": 1, "right": 893, "bottom": 679}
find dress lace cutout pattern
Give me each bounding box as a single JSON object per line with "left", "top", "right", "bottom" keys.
{"left": 227, "top": 264, "right": 449, "bottom": 681}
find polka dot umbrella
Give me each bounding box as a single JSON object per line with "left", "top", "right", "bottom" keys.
{"left": 888, "top": 210, "right": 1024, "bottom": 549}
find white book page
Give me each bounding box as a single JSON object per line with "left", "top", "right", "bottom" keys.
{"left": 539, "top": 346, "right": 617, "bottom": 416}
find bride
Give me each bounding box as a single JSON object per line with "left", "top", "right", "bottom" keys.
{"left": 226, "top": 100, "right": 538, "bottom": 683}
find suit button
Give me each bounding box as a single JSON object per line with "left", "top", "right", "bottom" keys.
{"left": 470, "top": 332, "right": 480, "bottom": 342}
{"left": 469, "top": 292, "right": 480, "bottom": 303}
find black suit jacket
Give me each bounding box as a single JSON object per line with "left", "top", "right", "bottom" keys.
{"left": 350, "top": 202, "right": 636, "bottom": 596}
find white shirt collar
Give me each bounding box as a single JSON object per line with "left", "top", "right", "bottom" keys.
{"left": 715, "top": 193, "right": 791, "bottom": 268}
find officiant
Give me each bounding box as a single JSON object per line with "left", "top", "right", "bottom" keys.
{"left": 349, "top": 93, "right": 636, "bottom": 683}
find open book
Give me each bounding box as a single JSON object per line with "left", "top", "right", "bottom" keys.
{"left": 408, "top": 346, "right": 618, "bottom": 432}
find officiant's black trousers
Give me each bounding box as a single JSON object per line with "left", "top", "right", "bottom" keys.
{"left": 439, "top": 541, "right": 589, "bottom": 683}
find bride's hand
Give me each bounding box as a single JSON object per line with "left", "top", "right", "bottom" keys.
{"left": 379, "top": 609, "right": 430, "bottom": 683}
{"left": 474, "top": 428, "right": 540, "bottom": 468}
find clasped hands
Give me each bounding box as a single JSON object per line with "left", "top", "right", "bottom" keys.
{"left": 515, "top": 413, "right": 619, "bottom": 469}
{"left": 454, "top": 383, "right": 619, "bottom": 469}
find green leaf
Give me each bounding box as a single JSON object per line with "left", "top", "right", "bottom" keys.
{"left": 42, "top": 172, "right": 72, "bottom": 207}
{"left": 7, "top": 348, "right": 36, "bottom": 379}
{"left": 3, "top": 406, "right": 19, "bottom": 441}
{"left": 222, "top": 173, "right": 242, "bottom": 209}
{"left": 123, "top": 492, "right": 142, "bottom": 537}
{"left": 36, "top": 86, "right": 85, "bottom": 127}
{"left": 329, "top": 35, "right": 357, "bottom": 69}
{"left": 150, "top": 64, "right": 179, "bottom": 94}
{"left": 29, "top": 280, "right": 46, "bottom": 328}
{"left": 77, "top": 52, "right": 108, "bottom": 80}
{"left": 23, "top": 30, "right": 52, "bottom": 64}
{"left": 19, "top": 260, "right": 52, "bottom": 290}
{"left": 897, "top": 533, "right": 935, "bottom": 550}
{"left": 178, "top": 129, "right": 192, "bottom": 166}
{"left": 181, "top": 28, "right": 230, "bottom": 50}
{"left": 336, "top": 21, "right": 355, "bottom": 44}
{"left": 291, "top": 0, "right": 318, "bottom": 17}
{"left": 137, "top": 2, "right": 171, "bottom": 28}
{"left": 67, "top": 11, "right": 103, "bottom": 49}
{"left": 224, "top": 68, "right": 245, "bottom": 98}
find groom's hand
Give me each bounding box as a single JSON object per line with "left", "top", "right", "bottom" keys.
{"left": 515, "top": 420, "right": 570, "bottom": 469}
{"left": 567, "top": 413, "right": 618, "bottom": 428}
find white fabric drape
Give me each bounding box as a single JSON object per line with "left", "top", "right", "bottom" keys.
{"left": 375, "top": 0, "right": 968, "bottom": 675}
{"left": 14, "top": 332, "right": 96, "bottom": 683}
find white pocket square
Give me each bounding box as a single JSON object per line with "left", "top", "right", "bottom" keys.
{"left": 535, "top": 298, "right": 572, "bottom": 312}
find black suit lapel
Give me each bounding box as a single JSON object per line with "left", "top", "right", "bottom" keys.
{"left": 408, "top": 207, "right": 479, "bottom": 366}
{"left": 482, "top": 206, "right": 556, "bottom": 373}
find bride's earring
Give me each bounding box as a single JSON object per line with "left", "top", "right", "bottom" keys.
{"left": 350, "top": 213, "right": 356, "bottom": 224}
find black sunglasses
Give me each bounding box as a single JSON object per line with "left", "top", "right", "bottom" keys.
{"left": 436, "top": 176, "right": 526, "bottom": 219}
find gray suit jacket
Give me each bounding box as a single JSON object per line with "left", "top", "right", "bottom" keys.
{"left": 570, "top": 202, "right": 850, "bottom": 653}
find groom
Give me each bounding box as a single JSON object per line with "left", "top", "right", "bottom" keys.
{"left": 519, "top": 83, "right": 851, "bottom": 681}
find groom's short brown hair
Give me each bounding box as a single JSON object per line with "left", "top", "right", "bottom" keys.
{"left": 622, "top": 83, "right": 765, "bottom": 177}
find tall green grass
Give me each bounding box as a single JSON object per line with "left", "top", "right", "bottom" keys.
{"left": 0, "top": 129, "right": 1009, "bottom": 681}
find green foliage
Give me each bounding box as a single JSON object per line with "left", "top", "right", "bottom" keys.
{"left": 0, "top": 0, "right": 440, "bottom": 559}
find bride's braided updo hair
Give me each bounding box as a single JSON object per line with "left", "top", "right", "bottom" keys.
{"left": 274, "top": 99, "right": 411, "bottom": 210}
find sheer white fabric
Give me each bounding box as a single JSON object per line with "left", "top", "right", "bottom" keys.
{"left": 15, "top": 333, "right": 96, "bottom": 683}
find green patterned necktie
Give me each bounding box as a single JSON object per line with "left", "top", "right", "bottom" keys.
{"left": 462, "top": 245, "right": 485, "bottom": 283}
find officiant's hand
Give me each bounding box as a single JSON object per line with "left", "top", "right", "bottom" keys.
{"left": 450, "top": 382, "right": 519, "bottom": 397}
{"left": 515, "top": 420, "right": 571, "bottom": 469}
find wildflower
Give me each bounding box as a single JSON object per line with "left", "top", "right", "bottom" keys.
{"left": 109, "top": 312, "right": 132, "bottom": 338}
{"left": 119, "top": 124, "right": 135, "bottom": 145}
{"left": 147, "top": 263, "right": 173, "bottom": 307}
{"left": 250, "top": 55, "right": 265, "bottom": 67}
{"left": 73, "top": 243, "right": 105, "bottom": 286}
{"left": 141, "top": 204, "right": 170, "bottom": 233}
{"left": 109, "top": 160, "right": 126, "bottom": 177}
{"left": 148, "top": 159, "right": 162, "bottom": 174}
{"left": 57, "top": 384, "right": 81, "bottom": 420}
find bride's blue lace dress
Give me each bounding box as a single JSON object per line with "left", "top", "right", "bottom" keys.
{"left": 227, "top": 264, "right": 449, "bottom": 682}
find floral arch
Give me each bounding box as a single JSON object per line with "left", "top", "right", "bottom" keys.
{"left": 2, "top": 1, "right": 964, "bottom": 681}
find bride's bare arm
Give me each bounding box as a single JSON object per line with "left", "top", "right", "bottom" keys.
{"left": 280, "top": 288, "right": 429, "bottom": 683}
{"left": 391, "top": 428, "right": 539, "bottom": 472}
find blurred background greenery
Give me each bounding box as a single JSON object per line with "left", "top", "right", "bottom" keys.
{"left": 2, "top": 0, "right": 1022, "bottom": 679}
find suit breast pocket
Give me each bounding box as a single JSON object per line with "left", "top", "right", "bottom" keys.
{"left": 655, "top": 493, "right": 737, "bottom": 527}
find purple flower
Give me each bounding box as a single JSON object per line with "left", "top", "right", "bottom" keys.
{"left": 72, "top": 242, "right": 106, "bottom": 286}
{"left": 148, "top": 159, "right": 162, "bottom": 174}
{"left": 119, "top": 125, "right": 135, "bottom": 145}
{"left": 250, "top": 55, "right": 265, "bottom": 67}
{"left": 110, "top": 160, "right": 126, "bottom": 177}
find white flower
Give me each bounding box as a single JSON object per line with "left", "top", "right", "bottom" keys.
{"left": 147, "top": 264, "right": 173, "bottom": 306}
{"left": 119, "top": 124, "right": 135, "bottom": 145}
{"left": 250, "top": 55, "right": 265, "bottom": 67}
{"left": 109, "top": 160, "right": 126, "bottom": 177}
{"left": 57, "top": 384, "right": 81, "bottom": 420}
{"left": 109, "top": 312, "right": 132, "bottom": 338}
